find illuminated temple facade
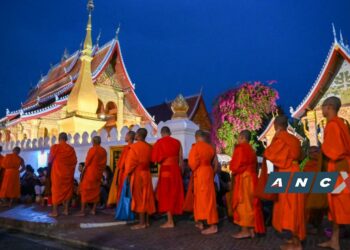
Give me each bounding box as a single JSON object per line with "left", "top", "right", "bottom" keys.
{"left": 258, "top": 25, "right": 350, "bottom": 146}
{"left": 291, "top": 25, "right": 350, "bottom": 146}
{"left": 0, "top": 1, "right": 155, "bottom": 142}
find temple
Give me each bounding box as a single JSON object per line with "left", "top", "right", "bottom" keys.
{"left": 290, "top": 24, "right": 350, "bottom": 146}
{"left": 0, "top": 0, "right": 155, "bottom": 142}
{"left": 147, "top": 92, "right": 212, "bottom": 131}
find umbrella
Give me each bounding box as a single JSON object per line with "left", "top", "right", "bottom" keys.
{"left": 217, "top": 154, "right": 232, "bottom": 164}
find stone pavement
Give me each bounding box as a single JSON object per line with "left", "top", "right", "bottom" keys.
{"left": 0, "top": 204, "right": 349, "bottom": 250}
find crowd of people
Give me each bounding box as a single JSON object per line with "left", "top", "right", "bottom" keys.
{"left": 0, "top": 96, "right": 349, "bottom": 250}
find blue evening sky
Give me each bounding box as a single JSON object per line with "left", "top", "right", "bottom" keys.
{"left": 0, "top": 0, "right": 349, "bottom": 115}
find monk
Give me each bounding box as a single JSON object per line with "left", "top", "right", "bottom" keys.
{"left": 0, "top": 147, "right": 25, "bottom": 207}
{"left": 264, "top": 116, "right": 305, "bottom": 250}
{"left": 230, "top": 130, "right": 265, "bottom": 239}
{"left": 188, "top": 130, "right": 218, "bottom": 235}
{"left": 107, "top": 131, "right": 135, "bottom": 206}
{"left": 319, "top": 96, "right": 350, "bottom": 250}
{"left": 125, "top": 128, "right": 156, "bottom": 230}
{"left": 303, "top": 146, "right": 327, "bottom": 234}
{"left": 49, "top": 132, "right": 77, "bottom": 217}
{"left": 78, "top": 136, "right": 107, "bottom": 216}
{"left": 152, "top": 126, "right": 184, "bottom": 228}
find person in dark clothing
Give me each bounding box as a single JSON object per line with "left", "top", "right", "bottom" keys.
{"left": 99, "top": 166, "right": 113, "bottom": 209}
{"left": 20, "top": 165, "right": 37, "bottom": 203}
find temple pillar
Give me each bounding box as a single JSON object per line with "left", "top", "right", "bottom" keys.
{"left": 30, "top": 120, "right": 40, "bottom": 139}
{"left": 303, "top": 110, "right": 318, "bottom": 146}
{"left": 116, "top": 91, "right": 124, "bottom": 140}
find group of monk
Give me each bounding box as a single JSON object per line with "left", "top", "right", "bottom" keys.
{"left": 0, "top": 96, "right": 349, "bottom": 249}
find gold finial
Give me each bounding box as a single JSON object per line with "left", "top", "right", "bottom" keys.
{"left": 83, "top": 0, "right": 94, "bottom": 57}
{"left": 171, "top": 94, "right": 189, "bottom": 119}
{"left": 87, "top": 0, "right": 94, "bottom": 12}
{"left": 66, "top": 0, "right": 99, "bottom": 115}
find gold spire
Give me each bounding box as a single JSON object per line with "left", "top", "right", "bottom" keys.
{"left": 66, "top": 0, "right": 99, "bottom": 115}
{"left": 83, "top": 0, "right": 94, "bottom": 56}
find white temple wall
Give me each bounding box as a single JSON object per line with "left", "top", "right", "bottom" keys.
{"left": 1, "top": 119, "right": 198, "bottom": 181}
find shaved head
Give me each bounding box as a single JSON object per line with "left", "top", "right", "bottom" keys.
{"left": 274, "top": 115, "right": 288, "bottom": 130}
{"left": 160, "top": 126, "right": 171, "bottom": 136}
{"left": 309, "top": 146, "right": 320, "bottom": 154}
{"left": 13, "top": 146, "right": 21, "bottom": 154}
{"left": 58, "top": 132, "right": 68, "bottom": 142}
{"left": 322, "top": 96, "right": 341, "bottom": 112}
{"left": 195, "top": 130, "right": 206, "bottom": 142}
{"left": 136, "top": 128, "right": 147, "bottom": 141}
{"left": 125, "top": 130, "right": 136, "bottom": 143}
{"left": 203, "top": 131, "right": 211, "bottom": 143}
{"left": 92, "top": 136, "right": 101, "bottom": 145}
{"left": 239, "top": 130, "right": 251, "bottom": 142}
{"left": 309, "top": 146, "right": 320, "bottom": 160}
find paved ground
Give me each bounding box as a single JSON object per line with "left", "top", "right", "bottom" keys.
{"left": 0, "top": 204, "right": 349, "bottom": 250}
{"left": 0, "top": 228, "right": 81, "bottom": 250}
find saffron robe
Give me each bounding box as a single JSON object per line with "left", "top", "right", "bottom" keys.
{"left": 264, "top": 131, "right": 306, "bottom": 240}
{"left": 80, "top": 145, "right": 107, "bottom": 203}
{"left": 152, "top": 136, "right": 184, "bottom": 215}
{"left": 230, "top": 142, "right": 265, "bottom": 233}
{"left": 125, "top": 141, "right": 156, "bottom": 214}
{"left": 49, "top": 142, "right": 77, "bottom": 205}
{"left": 107, "top": 145, "right": 131, "bottom": 206}
{"left": 0, "top": 153, "right": 23, "bottom": 198}
{"left": 303, "top": 159, "right": 328, "bottom": 210}
{"left": 0, "top": 154, "right": 4, "bottom": 189}
{"left": 188, "top": 141, "right": 218, "bottom": 225}
{"left": 322, "top": 116, "right": 350, "bottom": 224}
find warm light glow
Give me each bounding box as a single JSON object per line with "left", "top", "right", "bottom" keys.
{"left": 37, "top": 150, "right": 49, "bottom": 168}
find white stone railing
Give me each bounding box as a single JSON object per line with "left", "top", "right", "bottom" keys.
{"left": 0, "top": 123, "right": 157, "bottom": 153}
{"left": 0, "top": 118, "right": 198, "bottom": 177}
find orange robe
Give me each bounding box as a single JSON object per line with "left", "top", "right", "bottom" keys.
{"left": 321, "top": 116, "right": 350, "bottom": 224}
{"left": 0, "top": 154, "right": 4, "bottom": 188}
{"left": 0, "top": 153, "right": 23, "bottom": 198}
{"left": 80, "top": 145, "right": 107, "bottom": 203}
{"left": 152, "top": 136, "right": 184, "bottom": 215}
{"left": 264, "top": 131, "right": 306, "bottom": 240}
{"left": 188, "top": 141, "right": 218, "bottom": 225}
{"left": 107, "top": 144, "right": 131, "bottom": 206}
{"left": 125, "top": 141, "right": 156, "bottom": 214}
{"left": 230, "top": 142, "right": 265, "bottom": 233}
{"left": 303, "top": 159, "right": 327, "bottom": 210}
{"left": 49, "top": 141, "right": 77, "bottom": 205}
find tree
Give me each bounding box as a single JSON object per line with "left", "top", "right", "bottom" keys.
{"left": 211, "top": 81, "right": 279, "bottom": 155}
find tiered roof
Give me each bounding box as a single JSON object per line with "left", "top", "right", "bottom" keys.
{"left": 1, "top": 38, "right": 155, "bottom": 128}
{"left": 291, "top": 26, "right": 350, "bottom": 119}
{"left": 147, "top": 93, "right": 206, "bottom": 124}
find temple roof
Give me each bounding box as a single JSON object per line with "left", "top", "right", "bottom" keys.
{"left": 2, "top": 38, "right": 155, "bottom": 128}
{"left": 147, "top": 93, "right": 204, "bottom": 124}
{"left": 291, "top": 37, "right": 350, "bottom": 119}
